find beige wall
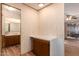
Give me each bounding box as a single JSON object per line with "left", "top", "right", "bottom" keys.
{"left": 2, "top": 3, "right": 64, "bottom": 55}
{"left": 6, "top": 3, "right": 39, "bottom": 54}
{"left": 39, "top": 4, "right": 64, "bottom": 36}
{"left": 39, "top": 3, "right": 64, "bottom": 55}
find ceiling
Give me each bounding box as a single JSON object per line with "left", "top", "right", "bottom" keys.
{"left": 65, "top": 3, "right": 79, "bottom": 17}
{"left": 24, "top": 3, "right": 51, "bottom": 11}
{"left": 65, "top": 3, "right": 79, "bottom": 23}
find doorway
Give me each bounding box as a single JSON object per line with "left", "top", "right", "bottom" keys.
{"left": 1, "top": 4, "right": 21, "bottom": 56}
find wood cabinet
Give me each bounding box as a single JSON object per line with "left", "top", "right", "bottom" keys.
{"left": 2, "top": 35, "right": 20, "bottom": 47}
{"left": 31, "top": 37, "right": 50, "bottom": 56}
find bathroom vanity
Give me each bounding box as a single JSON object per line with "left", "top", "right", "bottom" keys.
{"left": 2, "top": 32, "right": 20, "bottom": 47}
{"left": 2, "top": 35, "right": 20, "bottom": 47}
{"left": 30, "top": 35, "right": 63, "bottom": 56}
{"left": 31, "top": 37, "right": 50, "bottom": 56}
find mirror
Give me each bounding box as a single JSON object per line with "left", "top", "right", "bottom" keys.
{"left": 1, "top": 4, "right": 21, "bottom": 56}
{"left": 65, "top": 15, "right": 79, "bottom": 39}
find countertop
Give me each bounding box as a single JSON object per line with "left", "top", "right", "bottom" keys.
{"left": 30, "top": 35, "right": 57, "bottom": 41}
{"left": 4, "top": 32, "right": 20, "bottom": 36}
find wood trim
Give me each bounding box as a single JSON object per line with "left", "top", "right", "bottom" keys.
{"left": 23, "top": 3, "right": 38, "bottom": 11}
{"left": 2, "top": 3, "right": 21, "bottom": 11}
{"left": 23, "top": 3, "right": 53, "bottom": 11}
{"left": 38, "top": 3, "right": 53, "bottom": 11}
{"left": 0, "top": 3, "right": 2, "bottom": 56}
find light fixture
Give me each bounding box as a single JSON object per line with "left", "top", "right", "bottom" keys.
{"left": 38, "top": 4, "right": 44, "bottom": 7}
{"left": 66, "top": 15, "right": 72, "bottom": 21}
{"left": 69, "top": 16, "right": 72, "bottom": 20}
{"left": 66, "top": 18, "right": 69, "bottom": 20}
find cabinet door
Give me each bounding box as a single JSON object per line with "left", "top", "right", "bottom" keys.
{"left": 31, "top": 37, "right": 50, "bottom": 56}
{"left": 38, "top": 45, "right": 50, "bottom": 56}
{"left": 3, "top": 35, "right": 20, "bottom": 47}
{"left": 31, "top": 38, "right": 40, "bottom": 55}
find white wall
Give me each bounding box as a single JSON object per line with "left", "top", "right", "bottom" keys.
{"left": 39, "top": 3, "right": 64, "bottom": 55}
{"left": 6, "top": 3, "right": 39, "bottom": 54}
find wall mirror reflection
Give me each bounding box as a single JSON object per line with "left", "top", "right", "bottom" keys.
{"left": 64, "top": 14, "right": 79, "bottom": 56}
{"left": 1, "top": 4, "right": 21, "bottom": 56}
{"left": 65, "top": 15, "right": 79, "bottom": 39}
